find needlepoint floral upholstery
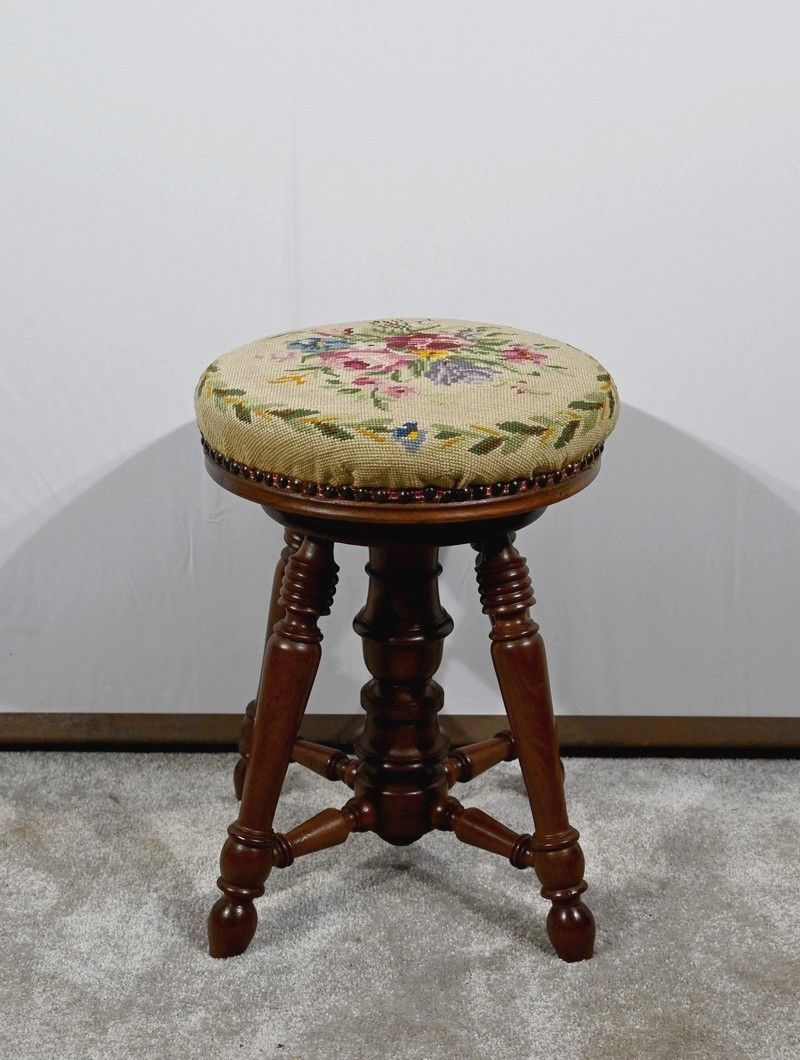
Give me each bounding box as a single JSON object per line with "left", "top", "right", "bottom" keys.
{"left": 194, "top": 319, "right": 619, "bottom": 490}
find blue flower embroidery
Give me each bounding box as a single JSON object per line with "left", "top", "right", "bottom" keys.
{"left": 288, "top": 336, "right": 351, "bottom": 352}
{"left": 392, "top": 422, "right": 426, "bottom": 453}
{"left": 424, "top": 358, "right": 497, "bottom": 386}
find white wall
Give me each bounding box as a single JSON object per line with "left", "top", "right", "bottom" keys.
{"left": 2, "top": 1, "right": 799, "bottom": 718}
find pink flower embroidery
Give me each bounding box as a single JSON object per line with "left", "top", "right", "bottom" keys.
{"left": 380, "top": 383, "right": 419, "bottom": 398}
{"left": 320, "top": 346, "right": 413, "bottom": 372}
{"left": 385, "top": 332, "right": 466, "bottom": 353}
{"left": 504, "top": 346, "right": 548, "bottom": 364}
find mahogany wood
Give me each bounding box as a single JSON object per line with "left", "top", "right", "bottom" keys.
{"left": 271, "top": 797, "right": 375, "bottom": 868}
{"left": 291, "top": 738, "right": 359, "bottom": 788}
{"left": 443, "top": 730, "right": 516, "bottom": 787}
{"left": 232, "top": 699, "right": 255, "bottom": 803}
{"left": 474, "top": 534, "right": 595, "bottom": 962}
{"left": 204, "top": 451, "right": 600, "bottom": 534}
{"left": 204, "top": 454, "right": 607, "bottom": 963}
{"left": 208, "top": 535, "right": 339, "bottom": 958}
{"left": 432, "top": 796, "right": 534, "bottom": 867}
{"left": 233, "top": 528, "right": 302, "bottom": 799}
{"left": 352, "top": 544, "right": 453, "bottom": 845}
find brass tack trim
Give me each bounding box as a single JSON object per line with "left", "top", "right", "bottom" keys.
{"left": 199, "top": 435, "right": 604, "bottom": 506}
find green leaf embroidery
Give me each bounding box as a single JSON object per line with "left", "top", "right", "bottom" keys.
{"left": 554, "top": 421, "right": 579, "bottom": 449}
{"left": 469, "top": 436, "right": 503, "bottom": 455}
{"left": 581, "top": 410, "right": 599, "bottom": 431}
{"left": 496, "top": 421, "right": 547, "bottom": 436}
{"left": 195, "top": 362, "right": 219, "bottom": 397}
{"left": 313, "top": 422, "right": 353, "bottom": 440}
{"left": 270, "top": 408, "right": 318, "bottom": 420}
{"left": 501, "top": 435, "right": 526, "bottom": 454}
{"left": 567, "top": 400, "right": 604, "bottom": 411}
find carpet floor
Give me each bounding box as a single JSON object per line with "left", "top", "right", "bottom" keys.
{"left": 0, "top": 753, "right": 798, "bottom": 1059}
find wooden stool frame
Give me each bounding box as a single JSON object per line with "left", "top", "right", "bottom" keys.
{"left": 203, "top": 443, "right": 603, "bottom": 963}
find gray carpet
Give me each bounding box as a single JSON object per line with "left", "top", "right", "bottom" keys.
{"left": 1, "top": 753, "right": 798, "bottom": 1059}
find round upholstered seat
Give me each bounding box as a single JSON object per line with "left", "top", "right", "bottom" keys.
{"left": 195, "top": 318, "right": 618, "bottom": 494}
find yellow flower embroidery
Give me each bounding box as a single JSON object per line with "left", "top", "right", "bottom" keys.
{"left": 415, "top": 349, "right": 452, "bottom": 361}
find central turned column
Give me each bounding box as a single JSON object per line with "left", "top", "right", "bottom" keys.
{"left": 352, "top": 544, "right": 453, "bottom": 845}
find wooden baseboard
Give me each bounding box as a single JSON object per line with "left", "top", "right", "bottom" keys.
{"left": 0, "top": 712, "right": 798, "bottom": 755}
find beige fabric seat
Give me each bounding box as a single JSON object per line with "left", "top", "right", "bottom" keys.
{"left": 195, "top": 318, "right": 619, "bottom": 492}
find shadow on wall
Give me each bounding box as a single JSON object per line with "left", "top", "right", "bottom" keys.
{"left": 1, "top": 410, "right": 799, "bottom": 717}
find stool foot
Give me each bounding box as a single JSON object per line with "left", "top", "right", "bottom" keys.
{"left": 546, "top": 900, "right": 596, "bottom": 962}
{"left": 208, "top": 894, "right": 259, "bottom": 959}
{"left": 207, "top": 822, "right": 274, "bottom": 958}
{"left": 433, "top": 796, "right": 596, "bottom": 961}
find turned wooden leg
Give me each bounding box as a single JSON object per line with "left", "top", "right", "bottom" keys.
{"left": 208, "top": 533, "right": 338, "bottom": 958}
{"left": 474, "top": 534, "right": 596, "bottom": 962}
{"left": 233, "top": 528, "right": 303, "bottom": 800}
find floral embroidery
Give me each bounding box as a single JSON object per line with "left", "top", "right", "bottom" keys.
{"left": 248, "top": 320, "right": 568, "bottom": 414}
{"left": 195, "top": 319, "right": 617, "bottom": 465}
{"left": 392, "top": 421, "right": 426, "bottom": 452}
{"left": 287, "top": 336, "right": 351, "bottom": 352}
{"left": 504, "top": 346, "right": 548, "bottom": 364}
{"left": 423, "top": 358, "right": 497, "bottom": 386}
